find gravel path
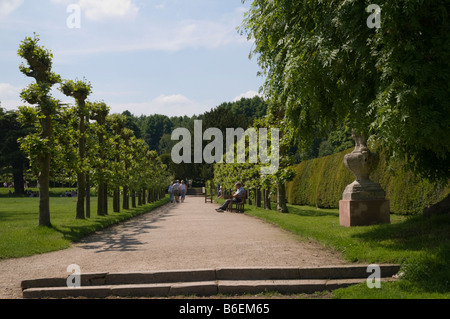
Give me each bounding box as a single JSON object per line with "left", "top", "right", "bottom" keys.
{"left": 0, "top": 196, "right": 346, "bottom": 299}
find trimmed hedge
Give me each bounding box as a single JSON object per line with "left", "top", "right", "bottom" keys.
{"left": 286, "top": 148, "right": 450, "bottom": 215}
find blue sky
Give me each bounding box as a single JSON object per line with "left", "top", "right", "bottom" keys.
{"left": 0, "top": 0, "right": 263, "bottom": 117}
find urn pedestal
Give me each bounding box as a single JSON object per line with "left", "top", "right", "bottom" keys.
{"left": 339, "top": 135, "right": 390, "bottom": 227}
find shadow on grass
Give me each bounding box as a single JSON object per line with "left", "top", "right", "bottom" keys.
{"left": 351, "top": 214, "right": 450, "bottom": 253}
{"left": 287, "top": 205, "right": 340, "bottom": 218}
{"left": 351, "top": 214, "right": 450, "bottom": 293}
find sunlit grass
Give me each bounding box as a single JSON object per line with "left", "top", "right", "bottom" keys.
{"left": 219, "top": 199, "right": 450, "bottom": 299}
{"left": 0, "top": 195, "right": 170, "bottom": 259}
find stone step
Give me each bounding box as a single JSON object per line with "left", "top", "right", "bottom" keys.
{"left": 21, "top": 265, "right": 400, "bottom": 298}
{"left": 22, "top": 278, "right": 397, "bottom": 299}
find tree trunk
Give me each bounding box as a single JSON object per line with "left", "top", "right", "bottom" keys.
{"left": 113, "top": 187, "right": 120, "bottom": 212}
{"left": 277, "top": 181, "right": 289, "bottom": 213}
{"left": 96, "top": 119, "right": 108, "bottom": 216}
{"left": 97, "top": 183, "right": 105, "bottom": 216}
{"left": 12, "top": 161, "right": 25, "bottom": 196}
{"left": 142, "top": 188, "right": 146, "bottom": 205}
{"left": 264, "top": 189, "right": 271, "bottom": 210}
{"left": 38, "top": 115, "right": 52, "bottom": 227}
{"left": 131, "top": 191, "right": 136, "bottom": 208}
{"left": 85, "top": 113, "right": 90, "bottom": 219}
{"left": 137, "top": 190, "right": 142, "bottom": 206}
{"left": 85, "top": 173, "right": 90, "bottom": 218}
{"left": 103, "top": 184, "right": 108, "bottom": 215}
{"left": 123, "top": 185, "right": 129, "bottom": 210}
{"left": 255, "top": 188, "right": 261, "bottom": 208}
{"left": 76, "top": 114, "right": 86, "bottom": 220}
{"left": 76, "top": 171, "right": 86, "bottom": 219}
{"left": 38, "top": 153, "right": 51, "bottom": 226}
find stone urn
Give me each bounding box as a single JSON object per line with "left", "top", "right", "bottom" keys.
{"left": 339, "top": 132, "right": 390, "bottom": 227}
{"left": 342, "top": 134, "right": 385, "bottom": 200}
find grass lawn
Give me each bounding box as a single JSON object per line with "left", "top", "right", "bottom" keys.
{"left": 2, "top": 193, "right": 449, "bottom": 299}
{"left": 217, "top": 199, "right": 450, "bottom": 299}
{"left": 0, "top": 195, "right": 170, "bottom": 259}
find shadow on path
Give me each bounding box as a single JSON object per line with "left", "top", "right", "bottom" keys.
{"left": 78, "top": 205, "right": 175, "bottom": 253}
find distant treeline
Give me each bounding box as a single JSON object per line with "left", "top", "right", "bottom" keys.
{"left": 120, "top": 96, "right": 269, "bottom": 181}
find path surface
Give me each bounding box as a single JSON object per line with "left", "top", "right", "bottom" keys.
{"left": 0, "top": 196, "right": 346, "bottom": 299}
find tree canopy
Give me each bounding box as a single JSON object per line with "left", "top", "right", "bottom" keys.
{"left": 241, "top": 0, "right": 450, "bottom": 181}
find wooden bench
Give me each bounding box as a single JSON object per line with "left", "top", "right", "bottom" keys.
{"left": 225, "top": 190, "right": 246, "bottom": 213}
{"left": 205, "top": 187, "right": 214, "bottom": 203}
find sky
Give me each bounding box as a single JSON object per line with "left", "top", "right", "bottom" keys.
{"left": 0, "top": 0, "right": 263, "bottom": 117}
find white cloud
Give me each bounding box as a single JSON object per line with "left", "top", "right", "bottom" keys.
{"left": 0, "top": 82, "right": 20, "bottom": 97}
{"left": 0, "top": 83, "right": 30, "bottom": 110}
{"left": 79, "top": 0, "right": 139, "bottom": 21}
{"left": 51, "top": 2, "right": 248, "bottom": 58}
{"left": 55, "top": 16, "right": 246, "bottom": 57}
{"left": 109, "top": 94, "right": 208, "bottom": 117}
{"left": 233, "top": 90, "right": 261, "bottom": 102}
{"left": 0, "top": 0, "right": 23, "bottom": 17}
{"left": 51, "top": 0, "right": 139, "bottom": 21}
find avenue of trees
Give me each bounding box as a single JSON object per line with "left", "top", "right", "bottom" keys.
{"left": 0, "top": 34, "right": 273, "bottom": 226}
{"left": 213, "top": 103, "right": 296, "bottom": 213}
{"left": 12, "top": 34, "right": 172, "bottom": 226}
{"left": 5, "top": 0, "right": 449, "bottom": 225}
{"left": 122, "top": 96, "right": 270, "bottom": 182}
{"left": 212, "top": 0, "right": 449, "bottom": 214}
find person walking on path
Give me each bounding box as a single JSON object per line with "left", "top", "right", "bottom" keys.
{"left": 216, "top": 183, "right": 245, "bottom": 213}
{"left": 168, "top": 182, "right": 174, "bottom": 203}
{"left": 173, "top": 180, "right": 180, "bottom": 203}
{"left": 180, "top": 180, "right": 187, "bottom": 203}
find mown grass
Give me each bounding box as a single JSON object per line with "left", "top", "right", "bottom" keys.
{"left": 0, "top": 195, "right": 170, "bottom": 259}
{"left": 217, "top": 199, "right": 450, "bottom": 299}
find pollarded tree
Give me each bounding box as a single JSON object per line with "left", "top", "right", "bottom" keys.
{"left": 129, "top": 138, "right": 150, "bottom": 207}
{"left": 107, "top": 113, "right": 128, "bottom": 212}
{"left": 60, "top": 79, "right": 92, "bottom": 219}
{"left": 90, "top": 102, "right": 111, "bottom": 216}
{"left": 120, "top": 128, "right": 135, "bottom": 210}
{"left": 17, "top": 34, "right": 61, "bottom": 226}
{"left": 253, "top": 104, "right": 295, "bottom": 213}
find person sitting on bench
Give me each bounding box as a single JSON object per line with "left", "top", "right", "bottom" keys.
{"left": 216, "top": 183, "right": 245, "bottom": 213}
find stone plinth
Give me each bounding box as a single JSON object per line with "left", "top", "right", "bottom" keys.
{"left": 339, "top": 132, "right": 391, "bottom": 227}
{"left": 339, "top": 199, "right": 390, "bottom": 227}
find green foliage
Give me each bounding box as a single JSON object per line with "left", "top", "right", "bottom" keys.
{"left": 0, "top": 108, "right": 30, "bottom": 172}
{"left": 127, "top": 97, "right": 269, "bottom": 181}
{"left": 286, "top": 148, "right": 450, "bottom": 215}
{"left": 17, "top": 34, "right": 62, "bottom": 226}
{"left": 18, "top": 33, "right": 60, "bottom": 86}
{"left": 142, "top": 114, "right": 174, "bottom": 152}
{"left": 15, "top": 35, "right": 173, "bottom": 223}
{"left": 318, "top": 125, "right": 354, "bottom": 158}
{"left": 241, "top": 0, "right": 450, "bottom": 181}
{"left": 0, "top": 108, "right": 31, "bottom": 195}
{"left": 60, "top": 79, "right": 92, "bottom": 103}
